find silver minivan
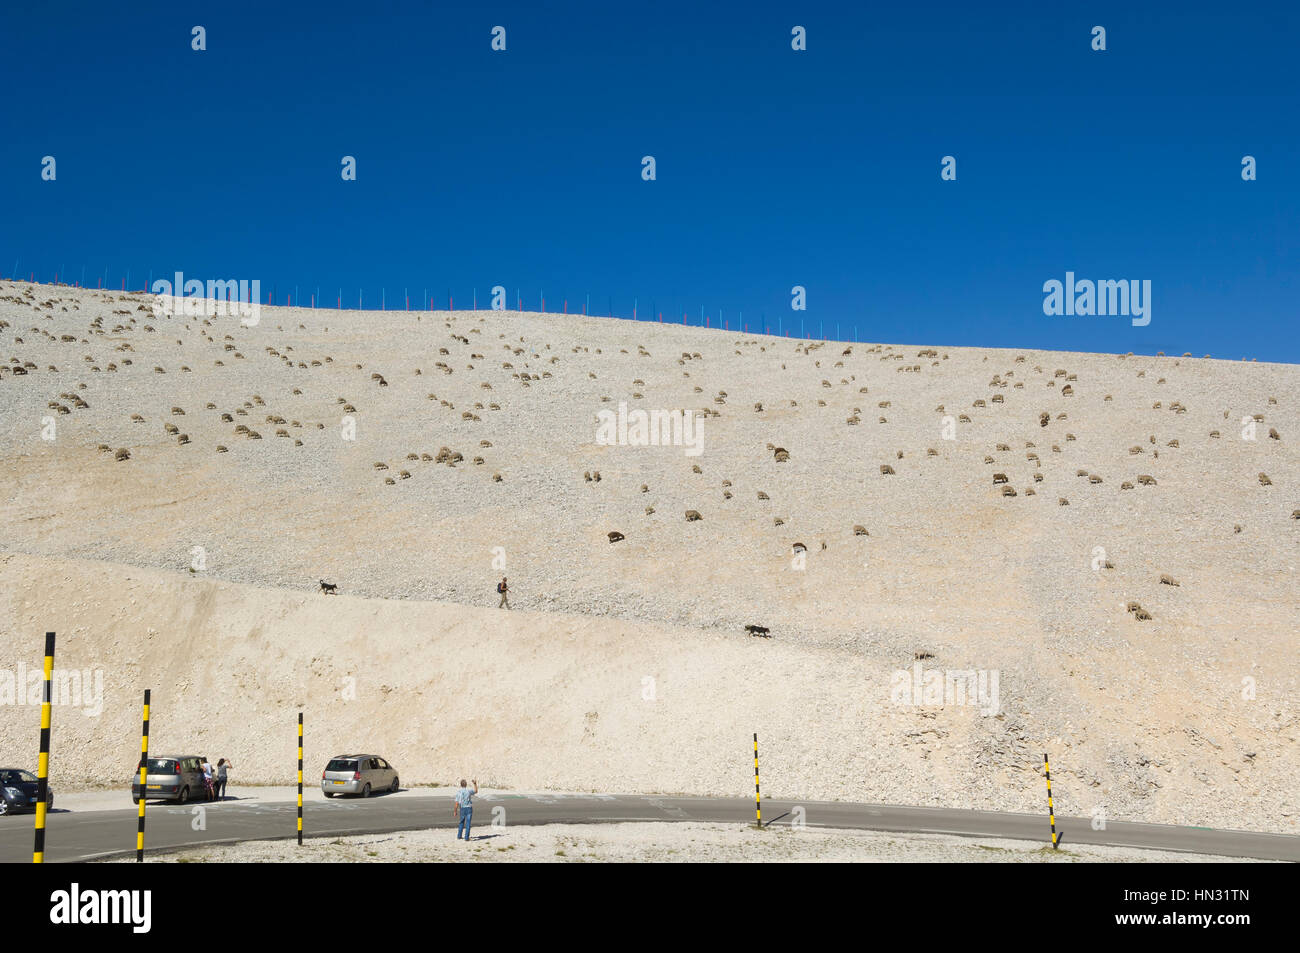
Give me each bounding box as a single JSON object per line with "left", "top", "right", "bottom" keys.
{"left": 321, "top": 754, "right": 399, "bottom": 798}
{"left": 131, "top": 754, "right": 208, "bottom": 804}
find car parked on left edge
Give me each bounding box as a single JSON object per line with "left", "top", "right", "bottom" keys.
{"left": 0, "top": 768, "right": 54, "bottom": 815}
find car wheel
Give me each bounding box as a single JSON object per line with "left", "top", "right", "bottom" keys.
{"left": 360, "top": 783, "right": 371, "bottom": 799}
{"left": 390, "top": 777, "right": 399, "bottom": 793}
{"left": 177, "top": 786, "right": 189, "bottom": 804}
{"left": 0, "top": 798, "right": 10, "bottom": 816}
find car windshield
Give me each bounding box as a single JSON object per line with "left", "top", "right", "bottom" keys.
{"left": 147, "top": 759, "right": 179, "bottom": 773}
{"left": 326, "top": 759, "right": 357, "bottom": 772}
{"left": 1, "top": 770, "right": 37, "bottom": 784}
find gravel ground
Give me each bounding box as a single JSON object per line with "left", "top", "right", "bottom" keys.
{"left": 101, "top": 821, "right": 1264, "bottom": 863}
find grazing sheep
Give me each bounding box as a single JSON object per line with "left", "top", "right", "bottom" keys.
{"left": 1058, "top": 498, "right": 1069, "bottom": 506}
{"left": 1137, "top": 475, "right": 1157, "bottom": 486}
{"left": 608, "top": 531, "right": 625, "bottom": 543}
{"left": 1089, "top": 475, "right": 1103, "bottom": 484}
{"left": 992, "top": 473, "right": 1008, "bottom": 485}
{"left": 880, "top": 464, "right": 894, "bottom": 475}
{"left": 1269, "top": 428, "right": 1280, "bottom": 440}
{"left": 1159, "top": 574, "right": 1180, "bottom": 586}
{"left": 853, "top": 525, "right": 868, "bottom": 536}
{"left": 114, "top": 448, "right": 130, "bottom": 461}
{"left": 1259, "top": 473, "right": 1272, "bottom": 486}
{"left": 685, "top": 510, "right": 703, "bottom": 521}
{"left": 1120, "top": 481, "right": 1134, "bottom": 490}
{"left": 773, "top": 447, "right": 790, "bottom": 462}
{"left": 1001, "top": 486, "right": 1017, "bottom": 497}
{"left": 1134, "top": 607, "right": 1152, "bottom": 621}
{"left": 757, "top": 491, "right": 769, "bottom": 500}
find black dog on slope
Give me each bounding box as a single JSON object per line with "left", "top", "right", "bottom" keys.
{"left": 319, "top": 580, "right": 338, "bottom": 595}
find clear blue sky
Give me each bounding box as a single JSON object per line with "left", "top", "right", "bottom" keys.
{"left": 4, "top": 1, "right": 1297, "bottom": 361}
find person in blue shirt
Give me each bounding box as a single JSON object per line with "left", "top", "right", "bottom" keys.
{"left": 454, "top": 779, "right": 478, "bottom": 841}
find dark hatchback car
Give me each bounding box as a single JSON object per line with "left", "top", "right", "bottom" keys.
{"left": 0, "top": 768, "right": 54, "bottom": 815}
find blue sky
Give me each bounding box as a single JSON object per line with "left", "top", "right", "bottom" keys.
{"left": 3, "top": 1, "right": 1297, "bottom": 361}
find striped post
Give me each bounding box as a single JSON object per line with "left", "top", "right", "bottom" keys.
{"left": 136, "top": 690, "right": 150, "bottom": 861}
{"left": 752, "top": 733, "right": 762, "bottom": 827}
{"left": 295, "top": 712, "right": 301, "bottom": 842}
{"left": 1044, "top": 753, "right": 1057, "bottom": 848}
{"left": 32, "top": 632, "right": 55, "bottom": 863}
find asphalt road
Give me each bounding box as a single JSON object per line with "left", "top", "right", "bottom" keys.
{"left": 1, "top": 792, "right": 1296, "bottom": 862}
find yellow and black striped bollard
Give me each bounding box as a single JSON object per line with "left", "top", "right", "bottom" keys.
{"left": 137, "top": 689, "right": 151, "bottom": 861}
{"left": 1044, "top": 753, "right": 1058, "bottom": 849}
{"left": 297, "top": 712, "right": 304, "bottom": 846}
{"left": 33, "top": 632, "right": 55, "bottom": 864}
{"left": 753, "top": 733, "right": 762, "bottom": 828}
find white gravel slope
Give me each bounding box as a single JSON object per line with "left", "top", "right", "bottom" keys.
{"left": 0, "top": 281, "right": 1296, "bottom": 834}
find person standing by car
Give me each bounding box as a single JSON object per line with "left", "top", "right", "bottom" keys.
{"left": 215, "top": 758, "right": 232, "bottom": 800}
{"left": 453, "top": 779, "right": 478, "bottom": 841}
{"left": 201, "top": 759, "right": 215, "bottom": 801}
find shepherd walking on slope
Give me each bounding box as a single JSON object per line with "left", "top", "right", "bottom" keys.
{"left": 497, "top": 577, "right": 510, "bottom": 609}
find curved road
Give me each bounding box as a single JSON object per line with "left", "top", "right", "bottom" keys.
{"left": 1, "top": 793, "right": 1296, "bottom": 862}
